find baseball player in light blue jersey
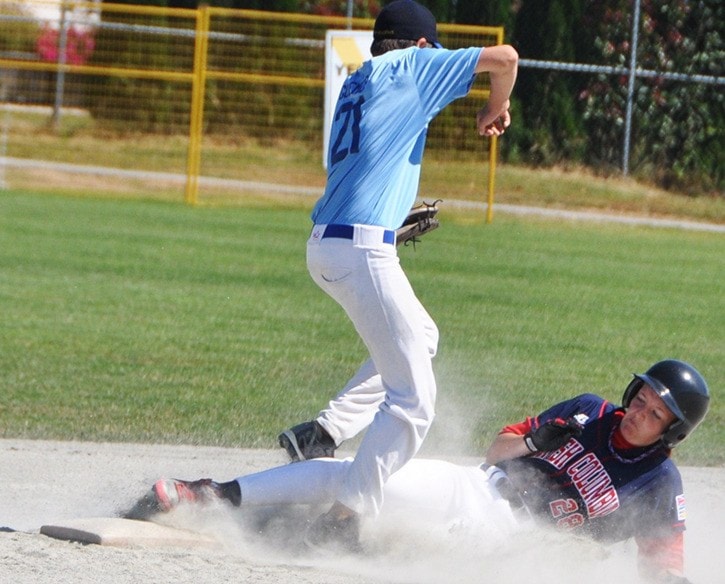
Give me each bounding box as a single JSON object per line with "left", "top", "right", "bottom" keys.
{"left": 276, "top": 0, "right": 518, "bottom": 548}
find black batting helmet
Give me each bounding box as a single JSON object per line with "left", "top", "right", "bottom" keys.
{"left": 622, "top": 359, "right": 710, "bottom": 448}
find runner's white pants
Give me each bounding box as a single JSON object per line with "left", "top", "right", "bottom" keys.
{"left": 237, "top": 458, "right": 519, "bottom": 539}
{"left": 306, "top": 225, "right": 439, "bottom": 515}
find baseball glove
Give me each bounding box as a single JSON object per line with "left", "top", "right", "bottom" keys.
{"left": 396, "top": 199, "right": 441, "bottom": 247}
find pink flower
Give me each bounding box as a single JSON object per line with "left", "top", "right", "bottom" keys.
{"left": 37, "top": 25, "right": 59, "bottom": 62}
{"left": 36, "top": 24, "right": 95, "bottom": 65}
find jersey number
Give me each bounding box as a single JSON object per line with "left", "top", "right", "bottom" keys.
{"left": 549, "top": 498, "right": 585, "bottom": 529}
{"left": 330, "top": 96, "right": 364, "bottom": 166}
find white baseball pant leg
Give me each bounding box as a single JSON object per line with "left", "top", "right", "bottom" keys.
{"left": 316, "top": 297, "right": 438, "bottom": 445}
{"left": 237, "top": 458, "right": 519, "bottom": 538}
{"left": 307, "top": 225, "right": 438, "bottom": 515}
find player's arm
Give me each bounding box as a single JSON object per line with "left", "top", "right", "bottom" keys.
{"left": 485, "top": 414, "right": 584, "bottom": 464}
{"left": 484, "top": 420, "right": 533, "bottom": 464}
{"left": 473, "top": 44, "right": 519, "bottom": 136}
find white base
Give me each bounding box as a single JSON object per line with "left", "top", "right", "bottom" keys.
{"left": 40, "top": 517, "right": 217, "bottom": 548}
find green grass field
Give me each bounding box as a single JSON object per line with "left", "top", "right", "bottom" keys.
{"left": 1, "top": 190, "right": 723, "bottom": 465}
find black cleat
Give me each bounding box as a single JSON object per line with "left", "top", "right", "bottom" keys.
{"left": 278, "top": 421, "right": 336, "bottom": 462}
{"left": 304, "top": 510, "right": 361, "bottom": 553}
{"left": 122, "top": 490, "right": 163, "bottom": 520}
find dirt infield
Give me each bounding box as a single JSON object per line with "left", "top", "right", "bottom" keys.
{"left": 1, "top": 439, "right": 721, "bottom": 584}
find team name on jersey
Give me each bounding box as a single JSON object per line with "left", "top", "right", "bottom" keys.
{"left": 536, "top": 440, "right": 620, "bottom": 520}
{"left": 567, "top": 452, "right": 620, "bottom": 518}
{"left": 535, "top": 438, "right": 584, "bottom": 469}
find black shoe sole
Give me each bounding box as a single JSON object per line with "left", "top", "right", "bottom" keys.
{"left": 121, "top": 491, "right": 162, "bottom": 521}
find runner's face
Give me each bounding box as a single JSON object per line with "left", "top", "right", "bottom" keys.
{"left": 620, "top": 385, "right": 676, "bottom": 447}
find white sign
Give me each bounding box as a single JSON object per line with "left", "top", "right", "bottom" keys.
{"left": 323, "top": 30, "right": 373, "bottom": 168}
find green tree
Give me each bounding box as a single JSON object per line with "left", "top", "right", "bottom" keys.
{"left": 454, "top": 0, "right": 515, "bottom": 33}
{"left": 507, "top": 0, "right": 588, "bottom": 164}
{"left": 232, "top": 0, "right": 301, "bottom": 10}
{"left": 581, "top": 0, "right": 723, "bottom": 192}
{"left": 298, "top": 1, "right": 380, "bottom": 17}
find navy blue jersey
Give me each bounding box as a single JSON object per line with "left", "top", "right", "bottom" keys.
{"left": 499, "top": 394, "right": 686, "bottom": 543}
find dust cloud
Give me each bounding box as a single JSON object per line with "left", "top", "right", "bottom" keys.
{"left": 0, "top": 440, "right": 719, "bottom": 584}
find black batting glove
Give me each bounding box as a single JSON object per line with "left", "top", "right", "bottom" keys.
{"left": 524, "top": 417, "right": 584, "bottom": 453}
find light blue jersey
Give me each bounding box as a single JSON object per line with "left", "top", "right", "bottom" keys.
{"left": 312, "top": 46, "right": 481, "bottom": 229}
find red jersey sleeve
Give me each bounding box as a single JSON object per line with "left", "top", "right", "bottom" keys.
{"left": 498, "top": 417, "right": 534, "bottom": 436}
{"left": 635, "top": 532, "right": 685, "bottom": 580}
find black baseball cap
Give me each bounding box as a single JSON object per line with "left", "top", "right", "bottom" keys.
{"left": 373, "top": 1, "right": 442, "bottom": 48}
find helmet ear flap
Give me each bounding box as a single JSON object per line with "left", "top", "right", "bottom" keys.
{"left": 662, "top": 420, "right": 688, "bottom": 449}
{"left": 622, "top": 377, "right": 644, "bottom": 408}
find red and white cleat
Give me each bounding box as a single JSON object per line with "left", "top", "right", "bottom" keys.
{"left": 152, "top": 478, "right": 222, "bottom": 512}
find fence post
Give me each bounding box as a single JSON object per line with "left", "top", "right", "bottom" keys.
{"left": 346, "top": 0, "right": 353, "bottom": 29}
{"left": 622, "top": 0, "right": 641, "bottom": 176}
{"left": 185, "top": 4, "right": 211, "bottom": 205}
{"left": 0, "top": 99, "right": 8, "bottom": 190}
{"left": 485, "top": 26, "right": 505, "bottom": 223}
{"left": 52, "top": 1, "right": 70, "bottom": 129}
{"left": 486, "top": 135, "right": 497, "bottom": 223}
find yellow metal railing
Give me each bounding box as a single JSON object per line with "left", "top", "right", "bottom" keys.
{"left": 1, "top": 1, "right": 504, "bottom": 218}
{"left": 186, "top": 4, "right": 210, "bottom": 205}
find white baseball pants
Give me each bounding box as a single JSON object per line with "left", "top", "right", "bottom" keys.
{"left": 306, "top": 224, "right": 439, "bottom": 515}
{"left": 237, "top": 458, "right": 519, "bottom": 539}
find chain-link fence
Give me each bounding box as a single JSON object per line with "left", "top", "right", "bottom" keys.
{"left": 0, "top": 1, "right": 503, "bottom": 205}
{"left": 505, "top": 0, "right": 723, "bottom": 193}
{"left": 3, "top": 1, "right": 721, "bottom": 204}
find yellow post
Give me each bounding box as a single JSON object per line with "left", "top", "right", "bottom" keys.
{"left": 185, "top": 5, "right": 211, "bottom": 205}
{"left": 486, "top": 134, "right": 497, "bottom": 223}
{"left": 484, "top": 26, "right": 506, "bottom": 224}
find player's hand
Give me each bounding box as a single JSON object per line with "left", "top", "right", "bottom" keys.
{"left": 477, "top": 101, "right": 511, "bottom": 136}
{"left": 524, "top": 417, "right": 584, "bottom": 453}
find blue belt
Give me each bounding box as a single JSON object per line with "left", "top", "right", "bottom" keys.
{"left": 322, "top": 224, "right": 396, "bottom": 245}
